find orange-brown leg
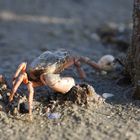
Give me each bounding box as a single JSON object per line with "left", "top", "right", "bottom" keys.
{"left": 74, "top": 61, "right": 86, "bottom": 79}
{"left": 27, "top": 81, "right": 44, "bottom": 121}
{"left": 13, "top": 62, "right": 27, "bottom": 85}
{"left": 10, "top": 70, "right": 43, "bottom": 103}
{"left": 62, "top": 57, "right": 86, "bottom": 79}
{"left": 10, "top": 71, "right": 43, "bottom": 120}
{"left": 9, "top": 73, "right": 28, "bottom": 102}
{"left": 27, "top": 81, "right": 34, "bottom": 121}
{"left": 63, "top": 57, "right": 100, "bottom": 78}
{"left": 79, "top": 56, "right": 101, "bottom": 70}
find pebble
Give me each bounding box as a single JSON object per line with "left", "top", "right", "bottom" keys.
{"left": 101, "top": 71, "right": 107, "bottom": 75}
{"left": 0, "top": 94, "right": 2, "bottom": 100}
{"left": 47, "top": 113, "right": 61, "bottom": 119}
{"left": 45, "top": 107, "right": 51, "bottom": 113}
{"left": 6, "top": 92, "right": 10, "bottom": 96}
{"left": 90, "top": 33, "right": 100, "bottom": 41}
{"left": 1, "top": 84, "right": 7, "bottom": 90}
{"left": 102, "top": 93, "right": 114, "bottom": 99}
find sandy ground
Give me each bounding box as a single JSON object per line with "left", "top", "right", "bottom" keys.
{"left": 1, "top": 0, "right": 140, "bottom": 140}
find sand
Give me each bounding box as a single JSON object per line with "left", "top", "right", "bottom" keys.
{"left": 1, "top": 0, "right": 140, "bottom": 140}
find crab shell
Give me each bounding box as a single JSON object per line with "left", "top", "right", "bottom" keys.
{"left": 28, "top": 50, "right": 71, "bottom": 80}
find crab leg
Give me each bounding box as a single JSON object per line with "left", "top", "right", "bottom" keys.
{"left": 9, "top": 73, "right": 28, "bottom": 102}
{"left": 63, "top": 56, "right": 101, "bottom": 78}
{"left": 79, "top": 57, "right": 101, "bottom": 70}
{"left": 62, "top": 57, "right": 86, "bottom": 79}
{"left": 74, "top": 61, "right": 86, "bottom": 79}
{"left": 10, "top": 71, "right": 43, "bottom": 120}
{"left": 27, "top": 81, "right": 44, "bottom": 121}
{"left": 13, "top": 62, "right": 27, "bottom": 85}
{"left": 27, "top": 81, "right": 34, "bottom": 121}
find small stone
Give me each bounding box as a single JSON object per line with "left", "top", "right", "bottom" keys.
{"left": 47, "top": 113, "right": 61, "bottom": 119}
{"left": 13, "top": 108, "right": 18, "bottom": 115}
{"left": 36, "top": 107, "right": 39, "bottom": 111}
{"left": 45, "top": 107, "right": 51, "bottom": 113}
{"left": 1, "top": 84, "right": 7, "bottom": 90}
{"left": 0, "top": 94, "right": 2, "bottom": 100}
{"left": 101, "top": 71, "right": 107, "bottom": 75}
{"left": 102, "top": 93, "right": 114, "bottom": 99}
{"left": 118, "top": 23, "right": 125, "bottom": 32}
{"left": 108, "top": 22, "right": 118, "bottom": 29}
{"left": 6, "top": 92, "right": 11, "bottom": 96}
{"left": 91, "top": 33, "right": 100, "bottom": 41}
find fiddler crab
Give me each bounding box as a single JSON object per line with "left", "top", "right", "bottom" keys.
{"left": 9, "top": 49, "right": 117, "bottom": 120}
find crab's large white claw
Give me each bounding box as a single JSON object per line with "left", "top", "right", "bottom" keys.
{"left": 98, "top": 55, "right": 116, "bottom": 71}
{"left": 41, "top": 74, "right": 75, "bottom": 94}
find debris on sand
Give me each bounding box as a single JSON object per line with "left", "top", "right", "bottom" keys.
{"left": 65, "top": 84, "right": 104, "bottom": 105}
{"left": 0, "top": 74, "right": 27, "bottom": 115}
{"left": 0, "top": 75, "right": 9, "bottom": 104}
{"left": 43, "top": 84, "right": 105, "bottom": 118}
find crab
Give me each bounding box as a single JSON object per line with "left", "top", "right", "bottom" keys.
{"left": 9, "top": 49, "right": 116, "bottom": 120}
